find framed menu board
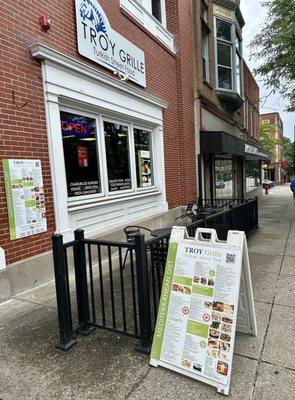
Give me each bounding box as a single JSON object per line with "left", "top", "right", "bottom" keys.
{"left": 150, "top": 227, "right": 256, "bottom": 396}
{"left": 2, "top": 159, "right": 47, "bottom": 240}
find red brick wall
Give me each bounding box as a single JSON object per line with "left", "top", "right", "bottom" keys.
{"left": 243, "top": 61, "right": 260, "bottom": 144}
{"left": 0, "top": 0, "right": 197, "bottom": 264}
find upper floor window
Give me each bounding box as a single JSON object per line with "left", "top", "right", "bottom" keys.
{"left": 152, "top": 0, "right": 162, "bottom": 22}
{"left": 140, "top": 0, "right": 165, "bottom": 24}
{"left": 201, "top": 0, "right": 208, "bottom": 23}
{"left": 202, "top": 30, "right": 210, "bottom": 82}
{"left": 215, "top": 18, "right": 243, "bottom": 95}
{"left": 120, "top": 0, "right": 174, "bottom": 51}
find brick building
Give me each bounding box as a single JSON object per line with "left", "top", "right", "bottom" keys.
{"left": 194, "top": 0, "right": 268, "bottom": 201}
{"left": 260, "top": 113, "right": 284, "bottom": 184}
{"left": 0, "top": 0, "right": 197, "bottom": 301}
{"left": 0, "top": 0, "right": 267, "bottom": 302}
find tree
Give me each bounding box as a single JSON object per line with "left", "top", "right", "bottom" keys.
{"left": 260, "top": 122, "right": 279, "bottom": 154}
{"left": 250, "top": 0, "right": 295, "bottom": 112}
{"left": 282, "top": 137, "right": 294, "bottom": 163}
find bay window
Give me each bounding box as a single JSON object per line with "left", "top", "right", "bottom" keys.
{"left": 60, "top": 110, "right": 154, "bottom": 199}
{"left": 215, "top": 18, "right": 243, "bottom": 95}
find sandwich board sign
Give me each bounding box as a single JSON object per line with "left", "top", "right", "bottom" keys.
{"left": 150, "top": 227, "right": 257, "bottom": 396}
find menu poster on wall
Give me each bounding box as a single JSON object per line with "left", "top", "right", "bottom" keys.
{"left": 2, "top": 159, "right": 47, "bottom": 240}
{"left": 77, "top": 146, "right": 89, "bottom": 167}
{"left": 151, "top": 227, "right": 256, "bottom": 395}
{"left": 138, "top": 150, "right": 152, "bottom": 187}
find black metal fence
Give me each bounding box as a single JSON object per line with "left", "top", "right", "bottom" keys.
{"left": 52, "top": 197, "right": 258, "bottom": 352}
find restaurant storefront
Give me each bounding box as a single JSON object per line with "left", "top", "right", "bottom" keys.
{"left": 0, "top": 0, "right": 197, "bottom": 302}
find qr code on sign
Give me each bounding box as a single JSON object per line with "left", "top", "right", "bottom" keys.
{"left": 226, "top": 253, "right": 236, "bottom": 263}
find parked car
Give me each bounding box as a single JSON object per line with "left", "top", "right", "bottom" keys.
{"left": 216, "top": 180, "right": 225, "bottom": 189}
{"left": 262, "top": 179, "right": 275, "bottom": 188}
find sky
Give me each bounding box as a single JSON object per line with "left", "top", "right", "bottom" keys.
{"left": 240, "top": 0, "right": 295, "bottom": 141}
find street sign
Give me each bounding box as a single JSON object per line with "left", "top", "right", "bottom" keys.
{"left": 150, "top": 227, "right": 257, "bottom": 396}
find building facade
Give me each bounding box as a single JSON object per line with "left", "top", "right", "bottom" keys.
{"left": 0, "top": 0, "right": 197, "bottom": 301}
{"left": 260, "top": 113, "right": 284, "bottom": 184}
{"left": 0, "top": 0, "right": 266, "bottom": 302}
{"left": 194, "top": 0, "right": 268, "bottom": 202}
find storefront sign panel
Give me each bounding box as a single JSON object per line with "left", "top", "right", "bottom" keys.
{"left": 151, "top": 227, "right": 256, "bottom": 395}
{"left": 75, "top": 0, "right": 146, "bottom": 87}
{"left": 2, "top": 160, "right": 47, "bottom": 240}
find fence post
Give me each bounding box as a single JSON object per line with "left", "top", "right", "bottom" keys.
{"left": 52, "top": 234, "right": 76, "bottom": 351}
{"left": 134, "top": 234, "right": 152, "bottom": 353}
{"left": 74, "top": 229, "right": 95, "bottom": 336}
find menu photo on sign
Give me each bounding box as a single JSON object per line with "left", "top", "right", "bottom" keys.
{"left": 2, "top": 159, "right": 47, "bottom": 240}
{"left": 151, "top": 227, "right": 256, "bottom": 395}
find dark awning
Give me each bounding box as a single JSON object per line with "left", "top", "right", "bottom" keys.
{"left": 200, "top": 131, "right": 271, "bottom": 160}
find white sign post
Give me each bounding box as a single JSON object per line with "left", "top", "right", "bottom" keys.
{"left": 150, "top": 227, "right": 257, "bottom": 396}
{"left": 75, "top": 0, "right": 146, "bottom": 87}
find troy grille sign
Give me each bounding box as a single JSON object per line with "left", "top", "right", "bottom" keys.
{"left": 75, "top": 0, "right": 146, "bottom": 87}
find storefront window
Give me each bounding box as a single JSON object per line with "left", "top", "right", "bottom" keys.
{"left": 134, "top": 128, "right": 153, "bottom": 188}
{"left": 214, "top": 155, "right": 233, "bottom": 199}
{"left": 60, "top": 111, "right": 101, "bottom": 197}
{"left": 104, "top": 121, "right": 131, "bottom": 192}
{"left": 246, "top": 159, "right": 261, "bottom": 192}
{"left": 60, "top": 111, "right": 154, "bottom": 198}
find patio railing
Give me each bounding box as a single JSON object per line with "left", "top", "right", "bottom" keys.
{"left": 52, "top": 197, "right": 258, "bottom": 352}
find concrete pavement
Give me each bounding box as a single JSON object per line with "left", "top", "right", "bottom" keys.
{"left": 0, "top": 185, "right": 294, "bottom": 399}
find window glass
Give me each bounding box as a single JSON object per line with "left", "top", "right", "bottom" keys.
{"left": 218, "top": 66, "right": 232, "bottom": 90}
{"left": 60, "top": 111, "right": 101, "bottom": 197}
{"left": 216, "top": 19, "right": 232, "bottom": 41}
{"left": 201, "top": 1, "right": 208, "bottom": 23}
{"left": 236, "top": 53, "right": 241, "bottom": 94}
{"left": 134, "top": 128, "right": 153, "bottom": 187}
{"left": 202, "top": 31, "right": 209, "bottom": 82}
{"left": 104, "top": 121, "right": 131, "bottom": 192}
{"left": 215, "top": 156, "right": 233, "bottom": 199}
{"left": 246, "top": 159, "right": 261, "bottom": 192}
{"left": 217, "top": 43, "right": 231, "bottom": 67}
{"left": 152, "top": 0, "right": 162, "bottom": 22}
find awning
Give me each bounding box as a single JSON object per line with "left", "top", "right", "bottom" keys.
{"left": 200, "top": 131, "right": 271, "bottom": 160}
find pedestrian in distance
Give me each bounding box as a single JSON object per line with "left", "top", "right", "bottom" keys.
{"left": 290, "top": 177, "right": 295, "bottom": 204}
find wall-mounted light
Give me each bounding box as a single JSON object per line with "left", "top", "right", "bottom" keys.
{"left": 113, "top": 70, "right": 129, "bottom": 82}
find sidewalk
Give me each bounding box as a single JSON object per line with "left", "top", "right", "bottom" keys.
{"left": 0, "top": 185, "right": 294, "bottom": 400}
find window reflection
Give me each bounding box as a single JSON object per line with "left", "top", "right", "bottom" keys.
{"left": 60, "top": 111, "right": 101, "bottom": 197}
{"left": 104, "top": 121, "right": 131, "bottom": 192}
{"left": 246, "top": 159, "right": 261, "bottom": 192}
{"left": 215, "top": 155, "right": 233, "bottom": 199}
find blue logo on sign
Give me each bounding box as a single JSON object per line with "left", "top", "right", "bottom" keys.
{"left": 80, "top": 0, "right": 108, "bottom": 36}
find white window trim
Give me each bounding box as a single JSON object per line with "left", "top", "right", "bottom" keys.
{"left": 214, "top": 16, "right": 243, "bottom": 95}
{"left": 120, "top": 0, "right": 175, "bottom": 52}
{"left": 30, "top": 43, "right": 168, "bottom": 241}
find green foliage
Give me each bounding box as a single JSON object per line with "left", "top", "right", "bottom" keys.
{"left": 283, "top": 136, "right": 295, "bottom": 163}
{"left": 250, "top": 0, "right": 295, "bottom": 112}
{"left": 260, "top": 122, "right": 280, "bottom": 153}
